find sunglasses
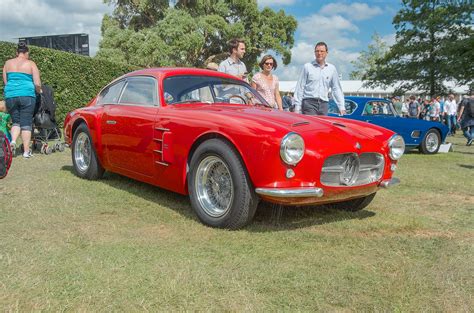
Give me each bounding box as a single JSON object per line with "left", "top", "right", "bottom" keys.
{"left": 264, "top": 62, "right": 274, "bottom": 66}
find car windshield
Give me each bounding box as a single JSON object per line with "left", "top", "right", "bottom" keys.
{"left": 329, "top": 99, "right": 357, "bottom": 115}
{"left": 163, "top": 75, "right": 269, "bottom": 107}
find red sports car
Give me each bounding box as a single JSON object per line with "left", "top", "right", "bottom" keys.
{"left": 64, "top": 68, "right": 404, "bottom": 229}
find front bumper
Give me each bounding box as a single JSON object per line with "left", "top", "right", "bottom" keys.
{"left": 255, "top": 178, "right": 400, "bottom": 205}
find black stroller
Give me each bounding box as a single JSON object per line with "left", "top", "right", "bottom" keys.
{"left": 27, "top": 85, "right": 65, "bottom": 154}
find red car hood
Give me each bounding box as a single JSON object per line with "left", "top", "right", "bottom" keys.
{"left": 171, "top": 103, "right": 393, "bottom": 143}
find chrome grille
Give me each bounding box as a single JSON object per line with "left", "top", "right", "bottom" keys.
{"left": 321, "top": 153, "right": 385, "bottom": 186}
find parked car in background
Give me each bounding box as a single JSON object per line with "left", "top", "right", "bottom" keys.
{"left": 64, "top": 68, "right": 404, "bottom": 229}
{"left": 329, "top": 96, "right": 449, "bottom": 154}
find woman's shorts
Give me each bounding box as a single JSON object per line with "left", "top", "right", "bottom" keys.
{"left": 5, "top": 96, "right": 36, "bottom": 131}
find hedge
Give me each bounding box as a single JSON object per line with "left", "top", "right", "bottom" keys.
{"left": 0, "top": 41, "right": 137, "bottom": 125}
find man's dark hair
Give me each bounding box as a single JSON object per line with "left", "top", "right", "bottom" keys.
{"left": 228, "top": 38, "right": 245, "bottom": 54}
{"left": 17, "top": 42, "right": 29, "bottom": 54}
{"left": 315, "top": 42, "right": 328, "bottom": 52}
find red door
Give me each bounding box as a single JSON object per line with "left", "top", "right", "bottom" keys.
{"left": 101, "top": 76, "right": 160, "bottom": 177}
{"left": 101, "top": 105, "right": 157, "bottom": 177}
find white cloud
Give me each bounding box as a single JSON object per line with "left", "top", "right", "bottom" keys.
{"left": 258, "top": 0, "right": 296, "bottom": 6}
{"left": 320, "top": 2, "right": 383, "bottom": 21}
{"left": 273, "top": 40, "right": 360, "bottom": 81}
{"left": 274, "top": 2, "right": 386, "bottom": 81}
{"left": 0, "top": 0, "right": 112, "bottom": 56}
{"left": 381, "top": 33, "right": 396, "bottom": 46}
{"left": 298, "top": 14, "right": 360, "bottom": 49}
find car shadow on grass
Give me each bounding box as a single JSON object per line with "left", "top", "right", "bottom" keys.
{"left": 61, "top": 165, "right": 376, "bottom": 230}
{"left": 249, "top": 202, "right": 376, "bottom": 231}
{"left": 61, "top": 165, "right": 195, "bottom": 221}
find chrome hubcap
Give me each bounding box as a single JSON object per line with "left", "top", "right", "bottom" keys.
{"left": 195, "top": 156, "right": 233, "bottom": 218}
{"left": 425, "top": 132, "right": 439, "bottom": 152}
{"left": 74, "top": 132, "right": 91, "bottom": 173}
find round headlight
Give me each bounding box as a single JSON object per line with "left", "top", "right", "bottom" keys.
{"left": 388, "top": 134, "right": 405, "bottom": 160}
{"left": 280, "top": 133, "right": 305, "bottom": 165}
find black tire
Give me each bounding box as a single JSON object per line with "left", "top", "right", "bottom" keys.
{"left": 418, "top": 129, "right": 441, "bottom": 154}
{"left": 326, "top": 193, "right": 376, "bottom": 212}
{"left": 72, "top": 123, "right": 104, "bottom": 180}
{"left": 188, "top": 138, "right": 258, "bottom": 229}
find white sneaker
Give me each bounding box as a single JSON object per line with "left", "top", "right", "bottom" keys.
{"left": 23, "top": 151, "right": 33, "bottom": 159}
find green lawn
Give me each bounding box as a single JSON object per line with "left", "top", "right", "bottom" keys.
{"left": 1, "top": 134, "right": 473, "bottom": 311}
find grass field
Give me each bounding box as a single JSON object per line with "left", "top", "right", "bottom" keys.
{"left": 1, "top": 134, "right": 473, "bottom": 311}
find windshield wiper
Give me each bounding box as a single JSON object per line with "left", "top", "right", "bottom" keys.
{"left": 171, "top": 99, "right": 202, "bottom": 105}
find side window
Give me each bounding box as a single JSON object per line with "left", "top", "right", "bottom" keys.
{"left": 363, "top": 101, "right": 393, "bottom": 116}
{"left": 97, "top": 80, "right": 125, "bottom": 105}
{"left": 118, "top": 77, "right": 158, "bottom": 106}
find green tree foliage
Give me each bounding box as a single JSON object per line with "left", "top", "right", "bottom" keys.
{"left": 97, "top": 0, "right": 297, "bottom": 69}
{"left": 350, "top": 32, "right": 389, "bottom": 80}
{"left": 364, "top": 0, "right": 473, "bottom": 96}
{"left": 0, "top": 41, "right": 136, "bottom": 125}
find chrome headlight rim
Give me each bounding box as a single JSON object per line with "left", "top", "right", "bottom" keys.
{"left": 280, "top": 132, "right": 305, "bottom": 166}
{"left": 388, "top": 134, "right": 405, "bottom": 160}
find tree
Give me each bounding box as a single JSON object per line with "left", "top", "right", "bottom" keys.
{"left": 364, "top": 0, "right": 473, "bottom": 96}
{"left": 97, "top": 0, "right": 297, "bottom": 69}
{"left": 350, "top": 32, "right": 389, "bottom": 80}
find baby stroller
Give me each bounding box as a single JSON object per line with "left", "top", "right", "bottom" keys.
{"left": 28, "top": 85, "right": 65, "bottom": 154}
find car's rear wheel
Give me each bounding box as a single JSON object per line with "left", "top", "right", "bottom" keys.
{"left": 325, "top": 193, "right": 376, "bottom": 212}
{"left": 72, "top": 123, "right": 104, "bottom": 180}
{"left": 188, "top": 138, "right": 258, "bottom": 229}
{"left": 419, "top": 129, "right": 441, "bottom": 154}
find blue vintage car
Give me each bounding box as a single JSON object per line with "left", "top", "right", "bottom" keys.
{"left": 329, "top": 96, "right": 449, "bottom": 154}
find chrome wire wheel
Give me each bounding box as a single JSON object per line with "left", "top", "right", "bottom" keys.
{"left": 425, "top": 132, "right": 439, "bottom": 153}
{"left": 195, "top": 155, "right": 234, "bottom": 218}
{"left": 74, "top": 132, "right": 91, "bottom": 173}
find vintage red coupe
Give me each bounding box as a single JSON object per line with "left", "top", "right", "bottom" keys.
{"left": 64, "top": 68, "right": 404, "bottom": 229}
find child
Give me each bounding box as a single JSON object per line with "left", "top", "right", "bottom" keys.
{"left": 0, "top": 100, "right": 12, "bottom": 142}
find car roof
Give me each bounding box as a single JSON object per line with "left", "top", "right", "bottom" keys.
{"left": 345, "top": 96, "right": 390, "bottom": 102}
{"left": 125, "top": 67, "right": 240, "bottom": 81}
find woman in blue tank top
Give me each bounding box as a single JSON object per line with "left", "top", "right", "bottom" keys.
{"left": 2, "top": 42, "right": 42, "bottom": 158}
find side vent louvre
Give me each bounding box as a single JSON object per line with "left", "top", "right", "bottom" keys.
{"left": 154, "top": 127, "right": 170, "bottom": 166}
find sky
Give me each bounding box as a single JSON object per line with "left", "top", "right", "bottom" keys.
{"left": 0, "top": 0, "right": 402, "bottom": 80}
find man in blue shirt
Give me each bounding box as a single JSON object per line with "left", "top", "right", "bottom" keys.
{"left": 293, "top": 42, "right": 345, "bottom": 116}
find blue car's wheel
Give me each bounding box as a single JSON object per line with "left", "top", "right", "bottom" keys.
{"left": 419, "top": 129, "right": 441, "bottom": 154}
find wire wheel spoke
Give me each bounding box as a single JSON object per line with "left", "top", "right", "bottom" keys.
{"left": 426, "top": 133, "right": 439, "bottom": 152}
{"left": 195, "top": 156, "right": 234, "bottom": 218}
{"left": 74, "top": 133, "right": 91, "bottom": 172}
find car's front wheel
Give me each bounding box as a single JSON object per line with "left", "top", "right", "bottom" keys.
{"left": 325, "top": 193, "right": 376, "bottom": 212}
{"left": 419, "top": 129, "right": 441, "bottom": 154}
{"left": 188, "top": 139, "right": 258, "bottom": 229}
{"left": 72, "top": 123, "right": 104, "bottom": 180}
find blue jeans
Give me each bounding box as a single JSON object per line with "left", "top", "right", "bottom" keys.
{"left": 5, "top": 96, "right": 36, "bottom": 131}
{"left": 462, "top": 126, "right": 473, "bottom": 141}
{"left": 446, "top": 114, "right": 457, "bottom": 134}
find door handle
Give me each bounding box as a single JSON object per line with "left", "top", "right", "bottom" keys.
{"left": 106, "top": 120, "right": 117, "bottom": 125}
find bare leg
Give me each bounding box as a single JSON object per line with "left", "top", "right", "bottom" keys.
{"left": 10, "top": 125, "right": 20, "bottom": 144}
{"left": 21, "top": 130, "right": 32, "bottom": 153}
